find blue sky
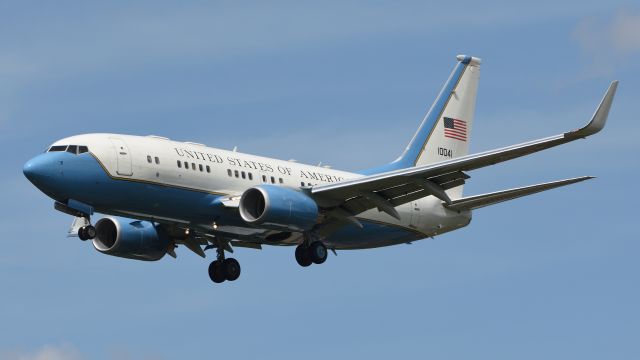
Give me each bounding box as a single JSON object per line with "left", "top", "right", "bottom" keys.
{"left": 1, "top": 1, "right": 639, "bottom": 359}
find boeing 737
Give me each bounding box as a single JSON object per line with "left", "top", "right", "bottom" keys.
{"left": 23, "top": 55, "right": 618, "bottom": 284}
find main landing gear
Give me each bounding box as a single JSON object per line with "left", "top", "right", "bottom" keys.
{"left": 295, "top": 241, "right": 328, "bottom": 267}
{"left": 208, "top": 247, "right": 241, "bottom": 284}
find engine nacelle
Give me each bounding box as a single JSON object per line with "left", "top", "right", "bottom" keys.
{"left": 239, "top": 185, "right": 318, "bottom": 231}
{"left": 92, "top": 217, "right": 169, "bottom": 261}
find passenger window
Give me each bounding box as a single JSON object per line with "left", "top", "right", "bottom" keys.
{"left": 78, "top": 146, "right": 88, "bottom": 154}
{"left": 206, "top": 165, "right": 211, "bottom": 173}
{"left": 147, "top": 155, "right": 152, "bottom": 163}
{"left": 49, "top": 145, "right": 67, "bottom": 152}
{"left": 241, "top": 171, "right": 246, "bottom": 179}
{"left": 270, "top": 176, "right": 275, "bottom": 184}
{"left": 177, "top": 160, "right": 182, "bottom": 168}
{"left": 301, "top": 182, "right": 305, "bottom": 186}
{"left": 234, "top": 170, "right": 239, "bottom": 178}
{"left": 262, "top": 175, "right": 267, "bottom": 182}
{"left": 199, "top": 164, "right": 203, "bottom": 172}
{"left": 191, "top": 163, "right": 196, "bottom": 170}
{"left": 67, "top": 145, "right": 78, "bottom": 154}
{"left": 248, "top": 173, "right": 253, "bottom": 180}
{"left": 227, "top": 169, "right": 232, "bottom": 177}
{"left": 279, "top": 178, "right": 283, "bottom": 184}
{"left": 155, "top": 157, "right": 160, "bottom": 164}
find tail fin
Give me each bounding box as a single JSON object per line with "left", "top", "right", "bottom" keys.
{"left": 404, "top": 55, "right": 481, "bottom": 167}
{"left": 364, "top": 55, "right": 481, "bottom": 174}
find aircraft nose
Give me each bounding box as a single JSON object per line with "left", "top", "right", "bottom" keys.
{"left": 23, "top": 154, "right": 57, "bottom": 185}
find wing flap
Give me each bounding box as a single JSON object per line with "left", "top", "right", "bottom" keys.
{"left": 444, "top": 176, "right": 594, "bottom": 212}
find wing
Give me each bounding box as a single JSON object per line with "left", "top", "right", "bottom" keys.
{"left": 310, "top": 81, "right": 618, "bottom": 218}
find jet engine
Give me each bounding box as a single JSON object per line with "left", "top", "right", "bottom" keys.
{"left": 92, "top": 217, "right": 169, "bottom": 261}
{"left": 239, "top": 185, "right": 318, "bottom": 231}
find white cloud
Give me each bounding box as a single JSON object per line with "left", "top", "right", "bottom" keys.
{"left": 0, "top": 346, "right": 168, "bottom": 360}
{"left": 0, "top": 345, "right": 84, "bottom": 360}
{"left": 572, "top": 10, "right": 640, "bottom": 75}
{"left": 610, "top": 12, "right": 640, "bottom": 51}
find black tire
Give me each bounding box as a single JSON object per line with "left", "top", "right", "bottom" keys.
{"left": 295, "top": 245, "right": 312, "bottom": 267}
{"left": 208, "top": 260, "right": 226, "bottom": 283}
{"left": 85, "top": 225, "right": 96, "bottom": 239}
{"left": 78, "top": 227, "right": 88, "bottom": 241}
{"left": 223, "top": 258, "right": 241, "bottom": 281}
{"left": 309, "top": 241, "right": 328, "bottom": 264}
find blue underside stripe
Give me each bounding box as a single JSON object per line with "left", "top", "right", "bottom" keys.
{"left": 31, "top": 152, "right": 423, "bottom": 248}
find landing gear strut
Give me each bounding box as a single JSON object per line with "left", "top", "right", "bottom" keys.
{"left": 295, "top": 241, "right": 328, "bottom": 267}
{"left": 208, "top": 247, "right": 241, "bottom": 284}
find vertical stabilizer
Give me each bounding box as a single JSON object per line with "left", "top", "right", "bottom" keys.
{"left": 405, "top": 55, "right": 481, "bottom": 167}
{"left": 364, "top": 55, "right": 481, "bottom": 176}
{"left": 362, "top": 55, "right": 481, "bottom": 198}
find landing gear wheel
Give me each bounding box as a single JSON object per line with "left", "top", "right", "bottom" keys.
{"left": 78, "top": 227, "right": 87, "bottom": 241}
{"left": 223, "top": 258, "right": 241, "bottom": 281}
{"left": 208, "top": 260, "right": 226, "bottom": 283}
{"left": 295, "top": 245, "right": 312, "bottom": 267}
{"left": 309, "top": 241, "right": 328, "bottom": 264}
{"left": 84, "top": 225, "right": 96, "bottom": 239}
{"left": 78, "top": 225, "right": 96, "bottom": 241}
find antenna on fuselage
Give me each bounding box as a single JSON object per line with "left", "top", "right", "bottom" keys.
{"left": 232, "top": 146, "right": 237, "bottom": 152}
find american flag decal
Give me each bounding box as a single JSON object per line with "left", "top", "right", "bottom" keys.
{"left": 443, "top": 117, "right": 467, "bottom": 142}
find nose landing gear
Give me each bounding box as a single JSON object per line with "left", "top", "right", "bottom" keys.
{"left": 78, "top": 225, "right": 96, "bottom": 241}
{"left": 73, "top": 216, "right": 95, "bottom": 241}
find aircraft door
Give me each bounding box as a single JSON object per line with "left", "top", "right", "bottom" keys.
{"left": 109, "top": 137, "right": 133, "bottom": 176}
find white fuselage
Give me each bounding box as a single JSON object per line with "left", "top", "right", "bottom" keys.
{"left": 46, "top": 133, "right": 471, "bottom": 249}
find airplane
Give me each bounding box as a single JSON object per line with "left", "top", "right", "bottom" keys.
{"left": 23, "top": 55, "right": 618, "bottom": 284}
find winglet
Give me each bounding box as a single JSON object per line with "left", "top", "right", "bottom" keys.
{"left": 566, "top": 81, "right": 618, "bottom": 139}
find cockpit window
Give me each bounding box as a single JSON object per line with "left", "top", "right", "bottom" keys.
{"left": 49, "top": 145, "right": 67, "bottom": 152}
{"left": 48, "top": 145, "right": 89, "bottom": 154}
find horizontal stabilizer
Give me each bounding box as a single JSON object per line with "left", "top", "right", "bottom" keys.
{"left": 444, "top": 176, "right": 594, "bottom": 212}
